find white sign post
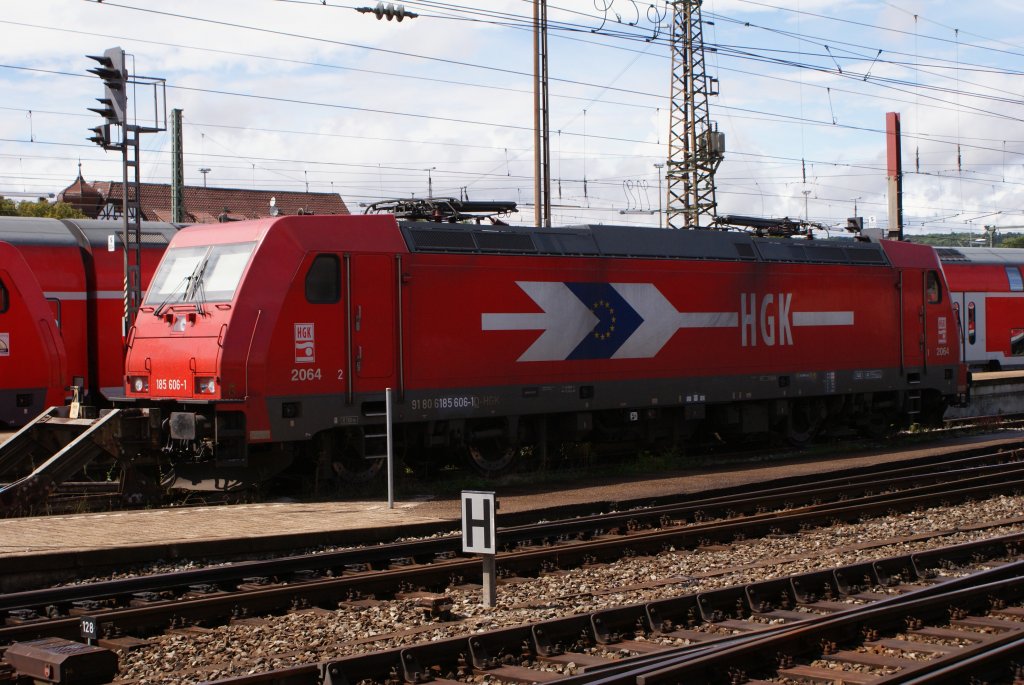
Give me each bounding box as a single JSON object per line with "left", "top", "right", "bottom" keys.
{"left": 462, "top": 490, "right": 497, "bottom": 607}
{"left": 386, "top": 388, "right": 394, "bottom": 509}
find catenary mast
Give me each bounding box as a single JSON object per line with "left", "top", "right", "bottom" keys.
{"left": 665, "top": 0, "right": 724, "bottom": 229}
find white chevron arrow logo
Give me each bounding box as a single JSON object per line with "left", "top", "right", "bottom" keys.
{"left": 611, "top": 283, "right": 737, "bottom": 358}
{"left": 483, "top": 282, "right": 853, "bottom": 362}
{"left": 481, "top": 282, "right": 599, "bottom": 362}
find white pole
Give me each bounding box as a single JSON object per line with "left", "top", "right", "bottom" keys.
{"left": 482, "top": 554, "right": 497, "bottom": 607}
{"left": 386, "top": 387, "right": 394, "bottom": 509}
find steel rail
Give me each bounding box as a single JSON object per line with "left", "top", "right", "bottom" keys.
{"left": 635, "top": 564, "right": 1024, "bottom": 684}
{"left": 3, "top": 462, "right": 1024, "bottom": 651}
{"left": 203, "top": 539, "right": 1024, "bottom": 685}
{"left": 3, "top": 445, "right": 1022, "bottom": 614}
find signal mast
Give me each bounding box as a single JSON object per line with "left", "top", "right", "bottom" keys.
{"left": 86, "top": 48, "right": 166, "bottom": 334}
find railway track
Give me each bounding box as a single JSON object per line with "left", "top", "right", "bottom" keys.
{"left": 203, "top": 537, "right": 1024, "bottom": 685}
{"left": 941, "top": 411, "right": 1024, "bottom": 432}
{"left": 5, "top": 438, "right": 1024, "bottom": 595}
{"left": 3, "top": 444, "right": 1024, "bottom": 683}
{"left": 2, "top": 444, "right": 1023, "bottom": 620}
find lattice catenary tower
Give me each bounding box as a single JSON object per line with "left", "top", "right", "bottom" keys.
{"left": 666, "top": 0, "right": 725, "bottom": 229}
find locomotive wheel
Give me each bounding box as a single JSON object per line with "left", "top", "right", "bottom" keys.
{"left": 332, "top": 453, "right": 384, "bottom": 483}
{"left": 862, "top": 411, "right": 897, "bottom": 439}
{"left": 917, "top": 395, "right": 948, "bottom": 428}
{"left": 465, "top": 438, "right": 517, "bottom": 476}
{"left": 785, "top": 400, "right": 823, "bottom": 446}
{"left": 318, "top": 429, "right": 385, "bottom": 483}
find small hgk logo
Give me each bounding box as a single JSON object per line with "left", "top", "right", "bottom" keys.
{"left": 294, "top": 323, "right": 315, "bottom": 363}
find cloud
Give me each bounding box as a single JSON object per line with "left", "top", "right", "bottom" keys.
{"left": 1, "top": 0, "right": 1021, "bottom": 234}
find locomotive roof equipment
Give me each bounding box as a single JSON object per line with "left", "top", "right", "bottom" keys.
{"left": 363, "top": 197, "right": 517, "bottom": 223}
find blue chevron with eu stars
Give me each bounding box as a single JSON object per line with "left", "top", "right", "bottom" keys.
{"left": 564, "top": 282, "right": 643, "bottom": 359}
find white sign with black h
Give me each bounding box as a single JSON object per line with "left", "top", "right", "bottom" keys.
{"left": 461, "top": 490, "right": 496, "bottom": 554}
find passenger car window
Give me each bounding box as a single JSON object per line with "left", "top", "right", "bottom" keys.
{"left": 1012, "top": 328, "right": 1024, "bottom": 357}
{"left": 925, "top": 270, "right": 941, "bottom": 304}
{"left": 968, "top": 302, "right": 976, "bottom": 344}
{"left": 306, "top": 254, "right": 340, "bottom": 304}
{"left": 1006, "top": 266, "right": 1024, "bottom": 292}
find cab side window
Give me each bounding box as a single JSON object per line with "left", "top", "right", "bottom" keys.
{"left": 305, "top": 254, "right": 340, "bottom": 304}
{"left": 48, "top": 298, "right": 62, "bottom": 330}
{"left": 925, "top": 270, "right": 942, "bottom": 304}
{"left": 0, "top": 279, "right": 8, "bottom": 314}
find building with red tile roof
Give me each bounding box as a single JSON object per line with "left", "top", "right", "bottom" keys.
{"left": 55, "top": 169, "right": 105, "bottom": 217}
{"left": 58, "top": 177, "right": 349, "bottom": 223}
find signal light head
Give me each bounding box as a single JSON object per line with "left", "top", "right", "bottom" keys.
{"left": 85, "top": 47, "right": 128, "bottom": 125}
{"left": 86, "top": 53, "right": 114, "bottom": 68}
{"left": 87, "top": 66, "right": 123, "bottom": 85}
{"left": 88, "top": 98, "right": 117, "bottom": 121}
{"left": 87, "top": 124, "right": 109, "bottom": 147}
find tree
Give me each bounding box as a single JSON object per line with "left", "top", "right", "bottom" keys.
{"left": 1001, "top": 235, "right": 1024, "bottom": 249}
{"left": 0, "top": 198, "right": 86, "bottom": 219}
{"left": 45, "top": 202, "right": 87, "bottom": 219}
{"left": 910, "top": 233, "right": 979, "bottom": 247}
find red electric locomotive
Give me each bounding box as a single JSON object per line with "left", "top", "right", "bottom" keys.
{"left": 121, "top": 215, "right": 967, "bottom": 487}
{"left": 0, "top": 241, "right": 68, "bottom": 426}
{"left": 0, "top": 217, "right": 180, "bottom": 422}
{"left": 937, "top": 246, "right": 1024, "bottom": 370}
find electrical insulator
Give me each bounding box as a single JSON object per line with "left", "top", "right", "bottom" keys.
{"left": 368, "top": 2, "right": 417, "bottom": 21}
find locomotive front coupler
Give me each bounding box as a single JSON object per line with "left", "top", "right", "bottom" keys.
{"left": 165, "top": 411, "right": 212, "bottom": 441}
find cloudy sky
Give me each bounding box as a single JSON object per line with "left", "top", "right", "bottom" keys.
{"left": 2, "top": 0, "right": 1023, "bottom": 236}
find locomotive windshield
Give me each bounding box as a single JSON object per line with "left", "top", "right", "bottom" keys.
{"left": 146, "top": 242, "right": 256, "bottom": 307}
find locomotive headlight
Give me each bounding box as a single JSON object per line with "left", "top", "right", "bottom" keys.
{"left": 195, "top": 377, "right": 217, "bottom": 395}
{"left": 128, "top": 375, "right": 149, "bottom": 393}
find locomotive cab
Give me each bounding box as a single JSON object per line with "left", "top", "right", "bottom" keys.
{"left": 123, "top": 215, "right": 406, "bottom": 487}
{"left": 879, "top": 239, "right": 969, "bottom": 416}
{"left": 125, "top": 236, "right": 258, "bottom": 469}
{"left": 134, "top": 241, "right": 256, "bottom": 393}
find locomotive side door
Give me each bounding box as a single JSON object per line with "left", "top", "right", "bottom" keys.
{"left": 961, "top": 292, "right": 985, "bottom": 365}
{"left": 900, "top": 268, "right": 927, "bottom": 371}
{"left": 347, "top": 254, "right": 397, "bottom": 396}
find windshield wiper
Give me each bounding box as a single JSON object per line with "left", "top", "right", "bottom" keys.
{"left": 153, "top": 254, "right": 210, "bottom": 317}
{"left": 183, "top": 255, "right": 210, "bottom": 316}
